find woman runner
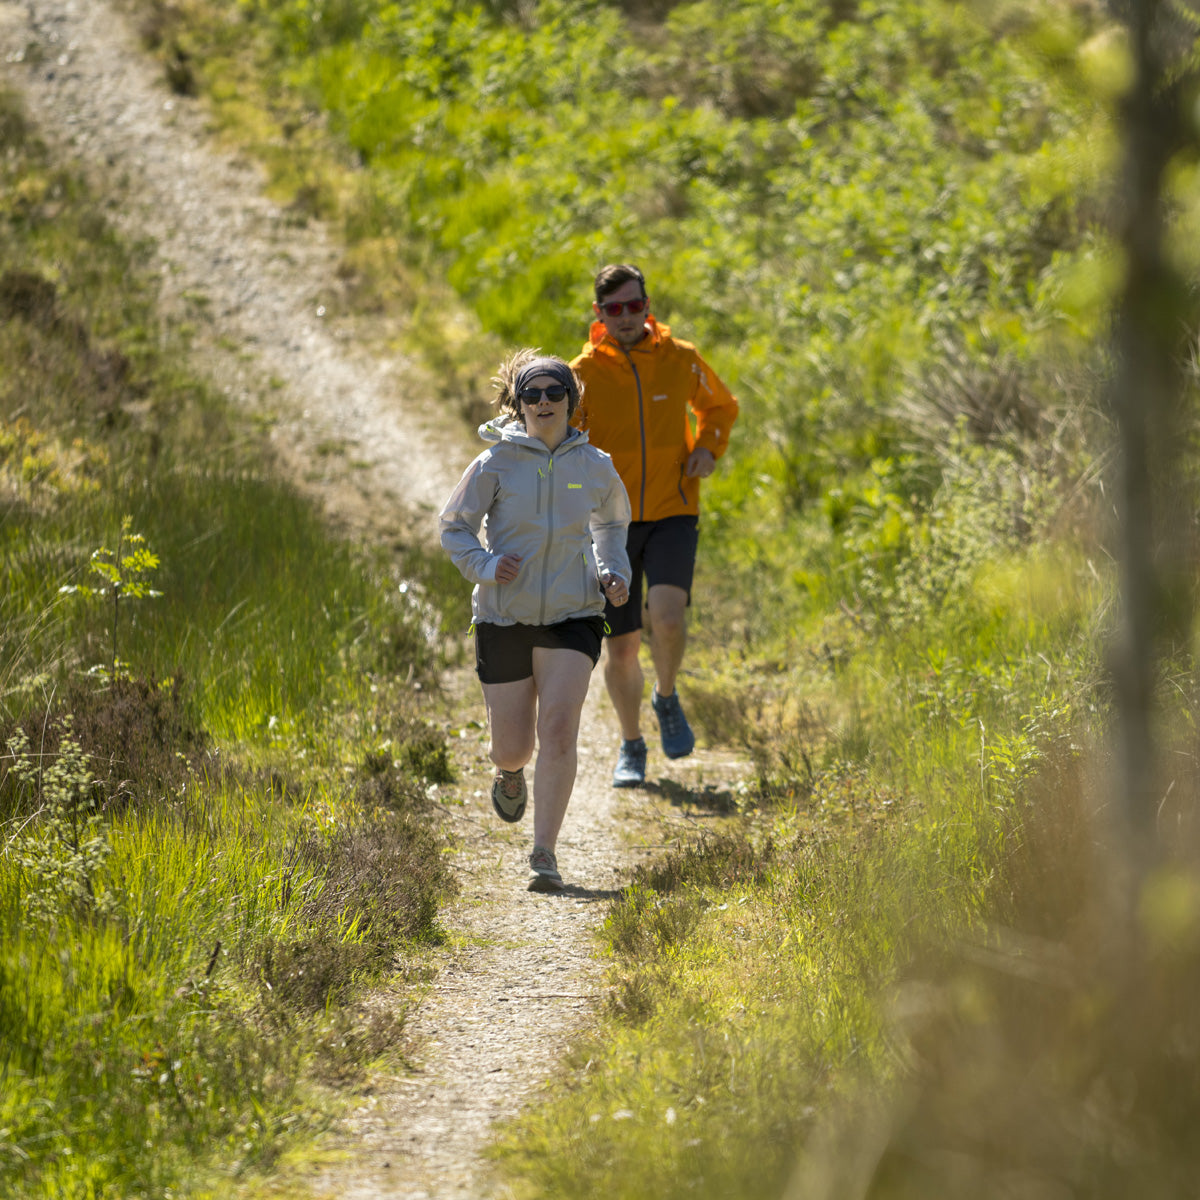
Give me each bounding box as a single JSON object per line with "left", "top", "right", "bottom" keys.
{"left": 439, "top": 350, "right": 631, "bottom": 891}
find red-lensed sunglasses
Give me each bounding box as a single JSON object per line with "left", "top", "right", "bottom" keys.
{"left": 597, "top": 296, "right": 648, "bottom": 317}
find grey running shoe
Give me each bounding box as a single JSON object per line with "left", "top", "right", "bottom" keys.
{"left": 612, "top": 737, "right": 647, "bottom": 788}
{"left": 491, "top": 768, "right": 527, "bottom": 823}
{"left": 528, "top": 845, "right": 564, "bottom": 892}
{"left": 651, "top": 688, "right": 695, "bottom": 759}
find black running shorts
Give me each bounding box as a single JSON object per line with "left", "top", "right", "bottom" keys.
{"left": 474, "top": 617, "right": 606, "bottom": 684}
{"left": 604, "top": 515, "right": 700, "bottom": 639}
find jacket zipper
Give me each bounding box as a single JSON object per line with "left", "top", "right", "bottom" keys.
{"left": 620, "top": 346, "right": 647, "bottom": 521}
{"left": 539, "top": 455, "right": 555, "bottom": 625}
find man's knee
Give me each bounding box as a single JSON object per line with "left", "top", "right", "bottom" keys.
{"left": 647, "top": 585, "right": 688, "bottom": 634}
{"left": 606, "top": 631, "right": 642, "bottom": 669}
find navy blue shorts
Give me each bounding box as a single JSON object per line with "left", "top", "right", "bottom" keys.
{"left": 604, "top": 515, "right": 699, "bottom": 639}
{"left": 474, "top": 617, "right": 606, "bottom": 684}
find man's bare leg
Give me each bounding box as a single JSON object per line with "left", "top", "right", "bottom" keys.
{"left": 604, "top": 629, "right": 645, "bottom": 742}
{"left": 646, "top": 583, "right": 688, "bottom": 700}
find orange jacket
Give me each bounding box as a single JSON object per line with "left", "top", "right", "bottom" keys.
{"left": 570, "top": 317, "right": 739, "bottom": 522}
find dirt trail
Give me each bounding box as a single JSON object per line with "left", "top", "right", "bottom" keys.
{"left": 0, "top": 4, "right": 745, "bottom": 1195}
{"left": 0, "top": 0, "right": 465, "bottom": 537}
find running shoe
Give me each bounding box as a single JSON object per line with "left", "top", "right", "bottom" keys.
{"left": 490, "top": 767, "right": 527, "bottom": 823}
{"left": 612, "top": 737, "right": 647, "bottom": 788}
{"left": 528, "top": 845, "right": 565, "bottom": 892}
{"left": 651, "top": 687, "right": 695, "bottom": 759}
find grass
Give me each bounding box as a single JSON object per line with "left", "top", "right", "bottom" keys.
{"left": 6, "top": 3, "right": 1200, "bottom": 1197}
{"left": 128, "top": 0, "right": 1115, "bottom": 511}
{"left": 0, "top": 82, "right": 460, "bottom": 1196}
{"left": 485, "top": 506, "right": 1141, "bottom": 1197}
{"left": 102, "top": 6, "right": 1199, "bottom": 1193}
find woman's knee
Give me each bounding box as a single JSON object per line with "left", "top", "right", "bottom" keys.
{"left": 536, "top": 713, "right": 581, "bottom": 757}
{"left": 489, "top": 728, "right": 536, "bottom": 770}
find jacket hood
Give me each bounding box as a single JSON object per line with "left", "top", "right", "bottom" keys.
{"left": 478, "top": 414, "right": 590, "bottom": 451}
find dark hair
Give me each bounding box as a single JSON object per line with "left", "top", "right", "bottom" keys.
{"left": 593, "top": 263, "right": 647, "bottom": 303}
{"left": 492, "top": 348, "right": 583, "bottom": 420}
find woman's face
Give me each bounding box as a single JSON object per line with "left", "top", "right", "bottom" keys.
{"left": 519, "top": 373, "right": 572, "bottom": 447}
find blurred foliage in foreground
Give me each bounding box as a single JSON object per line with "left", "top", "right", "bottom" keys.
{"left": 15, "top": 0, "right": 1200, "bottom": 1195}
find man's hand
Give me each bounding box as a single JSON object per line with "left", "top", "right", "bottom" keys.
{"left": 602, "top": 574, "right": 629, "bottom": 607}
{"left": 494, "top": 553, "right": 522, "bottom": 583}
{"left": 685, "top": 447, "right": 716, "bottom": 478}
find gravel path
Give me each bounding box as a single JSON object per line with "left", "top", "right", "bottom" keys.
{"left": 0, "top": 0, "right": 466, "bottom": 538}
{"left": 0, "top": 4, "right": 746, "bottom": 1194}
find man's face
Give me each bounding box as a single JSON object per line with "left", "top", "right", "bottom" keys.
{"left": 594, "top": 279, "right": 650, "bottom": 350}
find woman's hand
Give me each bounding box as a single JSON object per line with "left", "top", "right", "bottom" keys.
{"left": 494, "top": 554, "right": 523, "bottom": 583}
{"left": 602, "top": 574, "right": 629, "bottom": 607}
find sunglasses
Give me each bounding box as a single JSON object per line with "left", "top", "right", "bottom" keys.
{"left": 518, "top": 384, "right": 570, "bottom": 404}
{"left": 597, "top": 296, "right": 647, "bottom": 317}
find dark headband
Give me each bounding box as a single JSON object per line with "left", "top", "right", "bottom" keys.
{"left": 514, "top": 357, "right": 579, "bottom": 405}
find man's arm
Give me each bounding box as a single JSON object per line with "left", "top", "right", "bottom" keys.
{"left": 686, "top": 350, "right": 739, "bottom": 464}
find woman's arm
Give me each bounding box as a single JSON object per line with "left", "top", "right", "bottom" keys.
{"left": 590, "top": 463, "right": 632, "bottom": 588}
{"left": 438, "top": 457, "right": 503, "bottom": 583}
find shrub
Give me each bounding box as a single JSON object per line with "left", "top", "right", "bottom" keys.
{"left": 0, "top": 676, "right": 206, "bottom": 818}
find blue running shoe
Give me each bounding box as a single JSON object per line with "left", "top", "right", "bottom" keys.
{"left": 651, "top": 688, "right": 695, "bottom": 759}
{"left": 612, "top": 737, "right": 647, "bottom": 788}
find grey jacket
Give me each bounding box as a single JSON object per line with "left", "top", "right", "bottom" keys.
{"left": 439, "top": 417, "right": 632, "bottom": 627}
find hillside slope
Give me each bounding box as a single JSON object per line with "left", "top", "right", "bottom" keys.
{"left": 0, "top": 2, "right": 752, "bottom": 1195}
{"left": 1, "top": 0, "right": 464, "bottom": 539}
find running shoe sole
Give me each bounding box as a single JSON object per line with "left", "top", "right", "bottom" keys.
{"left": 491, "top": 769, "right": 527, "bottom": 823}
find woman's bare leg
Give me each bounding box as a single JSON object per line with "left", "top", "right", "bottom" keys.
{"left": 530, "top": 646, "right": 594, "bottom": 851}
{"left": 481, "top": 676, "right": 537, "bottom": 771}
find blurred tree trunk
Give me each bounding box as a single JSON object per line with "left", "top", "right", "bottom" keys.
{"left": 1109, "top": 0, "right": 1197, "bottom": 872}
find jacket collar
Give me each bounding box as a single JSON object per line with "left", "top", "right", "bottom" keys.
{"left": 479, "top": 415, "right": 589, "bottom": 452}
{"left": 588, "top": 314, "right": 669, "bottom": 355}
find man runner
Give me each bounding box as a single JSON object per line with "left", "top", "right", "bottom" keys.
{"left": 571, "top": 264, "right": 739, "bottom": 787}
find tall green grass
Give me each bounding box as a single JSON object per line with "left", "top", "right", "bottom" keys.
{"left": 0, "top": 85, "right": 446, "bottom": 734}
{"left": 2, "top": 776, "right": 316, "bottom": 1196}
{"left": 490, "top": 542, "right": 1114, "bottom": 1197}
{"left": 1, "top": 83, "right": 457, "bottom": 1196}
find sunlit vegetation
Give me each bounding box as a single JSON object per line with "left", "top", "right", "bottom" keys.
{"left": 131, "top": 2, "right": 1200, "bottom": 1195}
{"left": 1, "top": 86, "right": 458, "bottom": 1195}
{"left": 131, "top": 0, "right": 1126, "bottom": 654}
{"left": 8, "top": 0, "right": 1200, "bottom": 1194}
